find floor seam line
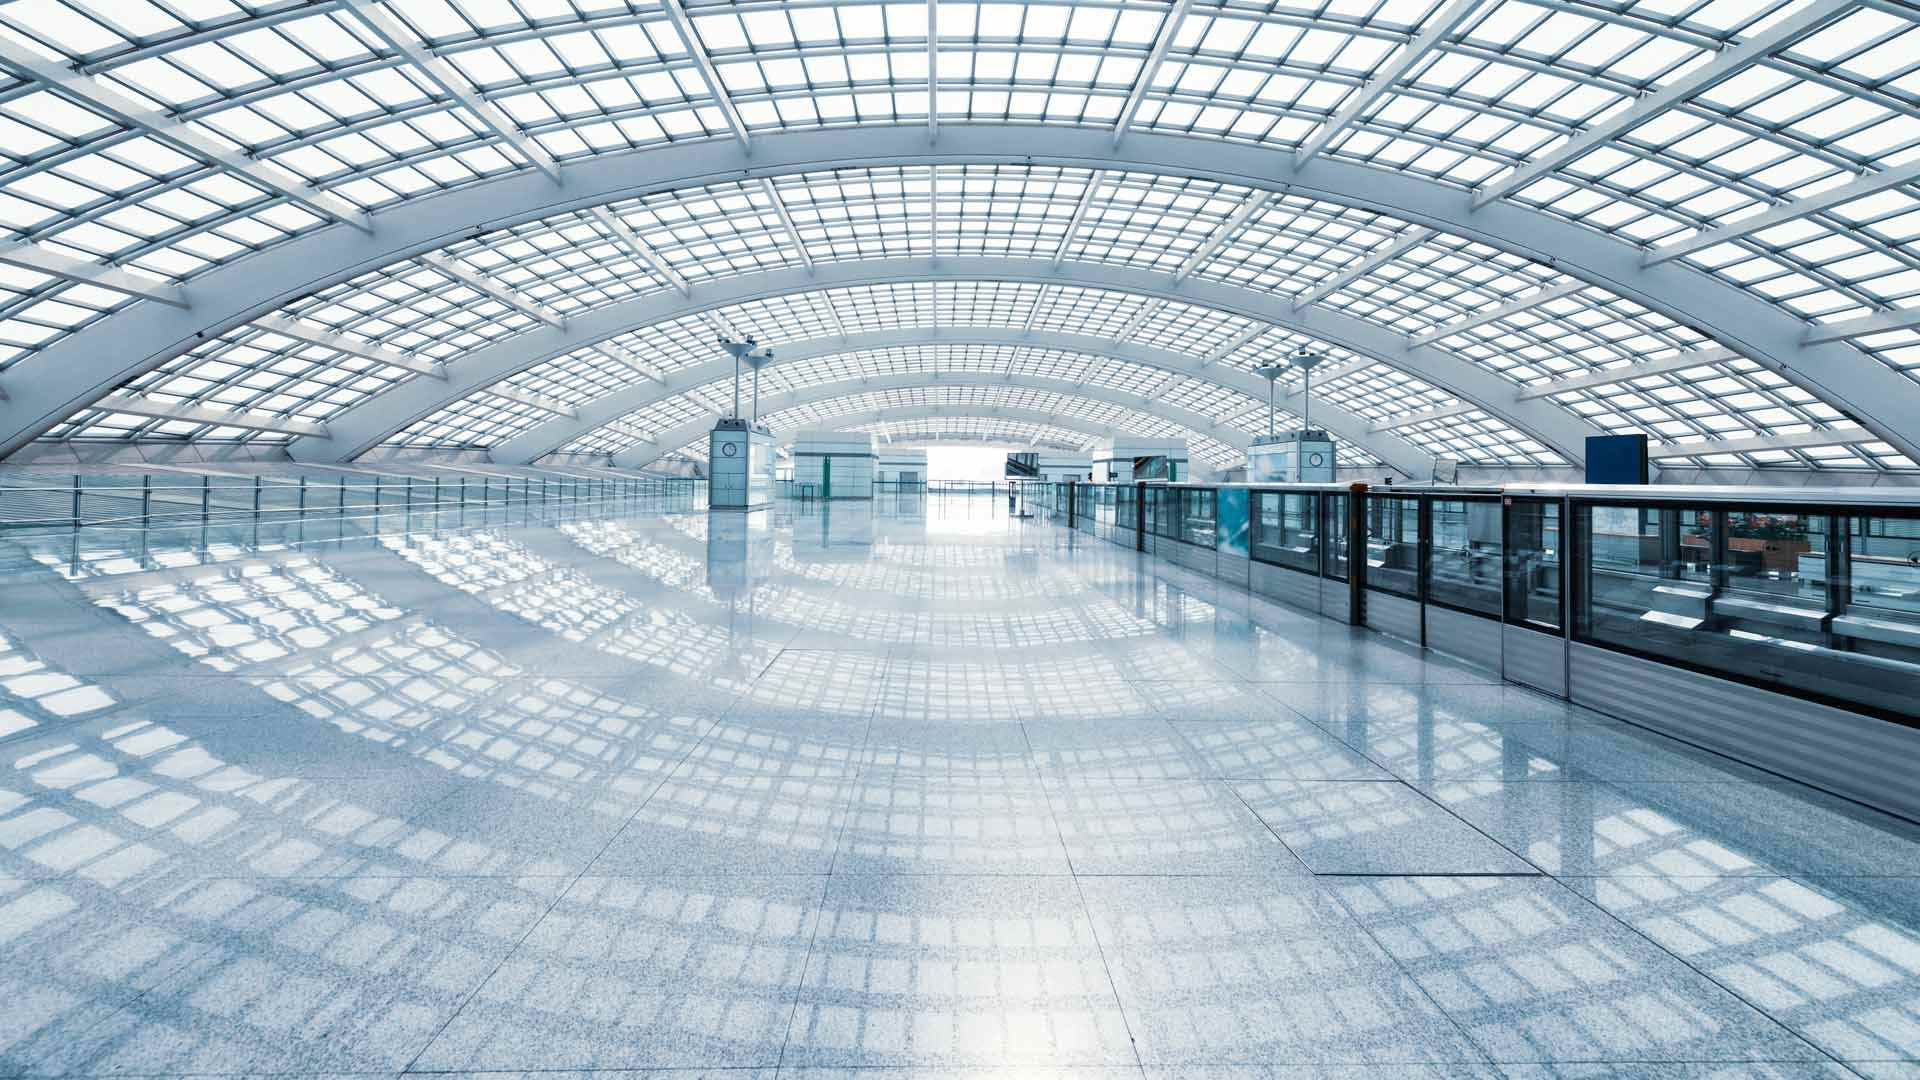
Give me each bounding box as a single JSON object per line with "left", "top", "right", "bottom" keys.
{"left": 1026, "top": 721, "right": 1148, "bottom": 1072}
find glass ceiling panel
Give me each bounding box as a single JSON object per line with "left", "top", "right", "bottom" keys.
{"left": 2, "top": 1, "right": 1916, "bottom": 471}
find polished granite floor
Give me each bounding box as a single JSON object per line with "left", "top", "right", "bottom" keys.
{"left": 0, "top": 493, "right": 1916, "bottom": 1079}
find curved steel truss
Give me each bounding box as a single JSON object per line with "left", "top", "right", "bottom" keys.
{"left": 2, "top": 2, "right": 1915, "bottom": 475}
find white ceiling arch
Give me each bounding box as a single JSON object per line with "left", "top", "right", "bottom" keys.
{"left": 266, "top": 257, "right": 1597, "bottom": 466}
{"left": 484, "top": 328, "right": 1429, "bottom": 474}
{"left": 621, "top": 376, "right": 1256, "bottom": 470}
{"left": 0, "top": 126, "right": 1913, "bottom": 471}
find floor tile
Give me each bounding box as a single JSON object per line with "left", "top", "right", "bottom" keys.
{"left": 1023, "top": 718, "right": 1208, "bottom": 780}
{"left": 1232, "top": 780, "right": 1538, "bottom": 876}
{"left": 68, "top": 873, "right": 564, "bottom": 1074}
{"left": 589, "top": 767, "right": 854, "bottom": 876}
{"left": 415, "top": 874, "right": 823, "bottom": 1070}
{"left": 782, "top": 874, "right": 1134, "bottom": 1067}
{"left": 1171, "top": 716, "right": 1394, "bottom": 781}
{"left": 834, "top": 770, "right": 1072, "bottom": 875}
{"left": 1044, "top": 777, "right": 1306, "bottom": 876}
{"left": 1572, "top": 873, "right": 1920, "bottom": 1064}
{"left": 1331, "top": 875, "right": 1830, "bottom": 1064}
{"left": 1078, "top": 874, "right": 1487, "bottom": 1065}
{"left": 860, "top": 721, "right": 1035, "bottom": 776}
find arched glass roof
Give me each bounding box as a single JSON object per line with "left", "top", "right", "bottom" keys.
{"left": 1, "top": 0, "right": 1916, "bottom": 474}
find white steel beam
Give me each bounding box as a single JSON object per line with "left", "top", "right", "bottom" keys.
{"left": 0, "top": 242, "right": 188, "bottom": 307}
{"left": 1200, "top": 324, "right": 1266, "bottom": 367}
{"left": 1409, "top": 281, "right": 1584, "bottom": 347}
{"left": 346, "top": 1, "right": 559, "bottom": 183}
{"left": 1296, "top": 0, "right": 1485, "bottom": 166}
{"left": 1371, "top": 400, "right": 1479, "bottom": 431}
{"left": 1114, "top": 298, "right": 1164, "bottom": 343}
{"left": 1473, "top": 2, "right": 1853, "bottom": 209}
{"left": 1803, "top": 306, "right": 1920, "bottom": 345}
{"left": 759, "top": 179, "right": 815, "bottom": 271}
{"left": 487, "top": 385, "right": 576, "bottom": 417}
{"left": 1646, "top": 159, "right": 1920, "bottom": 267}
{"left": 1113, "top": 0, "right": 1192, "bottom": 145}
{"left": 10, "top": 127, "right": 1919, "bottom": 468}
{"left": 1647, "top": 428, "right": 1880, "bottom": 460}
{"left": 617, "top": 373, "right": 1252, "bottom": 469}
{"left": 255, "top": 314, "right": 446, "bottom": 378}
{"left": 927, "top": 0, "right": 940, "bottom": 138}
{"left": 95, "top": 393, "right": 329, "bottom": 438}
{"left": 589, "top": 207, "right": 690, "bottom": 296}
{"left": 595, "top": 340, "right": 666, "bottom": 384}
{"left": 489, "top": 325, "right": 1426, "bottom": 472}
{"left": 659, "top": 0, "right": 751, "bottom": 149}
{"left": 1516, "top": 347, "right": 1741, "bottom": 399}
{"left": 419, "top": 253, "right": 565, "bottom": 328}
{"left": 1175, "top": 192, "right": 1269, "bottom": 282}
{"left": 1053, "top": 170, "right": 1106, "bottom": 265}
{"left": 0, "top": 41, "right": 369, "bottom": 232}
{"left": 1292, "top": 228, "right": 1432, "bottom": 309}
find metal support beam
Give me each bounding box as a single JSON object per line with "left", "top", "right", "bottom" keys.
{"left": 488, "top": 325, "right": 1429, "bottom": 472}
{"left": 7, "top": 126, "right": 1916, "bottom": 467}
{"left": 346, "top": 1, "right": 559, "bottom": 182}
{"left": 658, "top": 0, "right": 751, "bottom": 149}
{"left": 614, "top": 374, "right": 1247, "bottom": 469}
{"left": 1293, "top": 228, "right": 1432, "bottom": 309}
{"left": 1646, "top": 159, "right": 1920, "bottom": 267}
{"left": 1054, "top": 170, "right": 1105, "bottom": 266}
{"left": 0, "top": 242, "right": 188, "bottom": 307}
{"left": 595, "top": 341, "right": 666, "bottom": 384}
{"left": 927, "top": 0, "right": 940, "bottom": 138}
{"left": 419, "top": 253, "right": 565, "bottom": 328}
{"left": 0, "top": 40, "right": 369, "bottom": 232}
{"left": 1803, "top": 306, "right": 1920, "bottom": 345}
{"left": 1409, "top": 281, "right": 1584, "bottom": 347}
{"left": 487, "top": 385, "right": 576, "bottom": 417}
{"left": 1516, "top": 347, "right": 1740, "bottom": 399}
{"left": 1472, "top": 2, "right": 1852, "bottom": 208}
{"left": 255, "top": 314, "right": 445, "bottom": 378}
{"left": 775, "top": 404, "right": 1126, "bottom": 456}
{"left": 1200, "top": 324, "right": 1266, "bottom": 367}
{"left": 1371, "top": 400, "right": 1479, "bottom": 431}
{"left": 1296, "top": 0, "right": 1485, "bottom": 166}
{"left": 1113, "top": 0, "right": 1191, "bottom": 145}
{"left": 1175, "top": 191, "right": 1269, "bottom": 282}
{"left": 283, "top": 258, "right": 1591, "bottom": 469}
{"left": 95, "top": 393, "right": 329, "bottom": 438}
{"left": 759, "top": 179, "right": 814, "bottom": 270}
{"left": 1647, "top": 428, "right": 1880, "bottom": 460}
{"left": 589, "top": 207, "right": 690, "bottom": 296}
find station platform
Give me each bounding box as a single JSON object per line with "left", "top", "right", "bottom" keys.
{"left": 0, "top": 492, "right": 1914, "bottom": 1076}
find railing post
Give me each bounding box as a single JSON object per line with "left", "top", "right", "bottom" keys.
{"left": 140, "top": 475, "right": 151, "bottom": 530}
{"left": 252, "top": 475, "right": 262, "bottom": 547}
{"left": 296, "top": 476, "right": 307, "bottom": 546}
{"left": 70, "top": 474, "right": 82, "bottom": 531}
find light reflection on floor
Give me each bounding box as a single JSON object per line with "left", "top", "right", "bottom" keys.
{"left": 0, "top": 493, "right": 1914, "bottom": 1076}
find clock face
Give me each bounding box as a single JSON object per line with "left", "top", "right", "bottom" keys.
{"left": 720, "top": 441, "right": 739, "bottom": 457}
{"left": 1307, "top": 451, "right": 1326, "bottom": 467}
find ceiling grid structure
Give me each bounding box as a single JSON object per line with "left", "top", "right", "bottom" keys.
{"left": 0, "top": 0, "right": 1908, "bottom": 475}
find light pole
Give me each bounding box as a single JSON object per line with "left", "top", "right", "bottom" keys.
{"left": 1253, "top": 363, "right": 1287, "bottom": 441}
{"left": 718, "top": 337, "right": 775, "bottom": 423}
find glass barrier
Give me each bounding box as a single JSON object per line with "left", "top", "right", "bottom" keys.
{"left": 1576, "top": 501, "right": 1920, "bottom": 722}
{"left": 1503, "top": 498, "right": 1562, "bottom": 632}
{"left": 1179, "top": 488, "right": 1218, "bottom": 548}
{"left": 1116, "top": 484, "right": 1137, "bottom": 531}
{"left": 1250, "top": 491, "right": 1319, "bottom": 573}
{"left": 1365, "top": 494, "right": 1421, "bottom": 598}
{"left": 1426, "top": 497, "right": 1501, "bottom": 615}
{"left": 1323, "top": 492, "right": 1350, "bottom": 581}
